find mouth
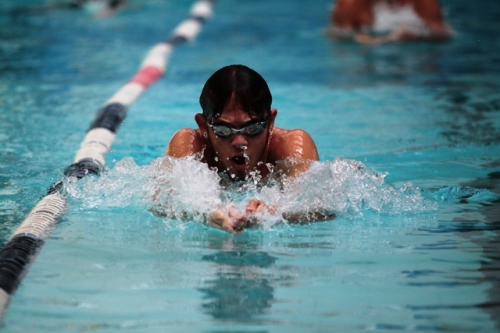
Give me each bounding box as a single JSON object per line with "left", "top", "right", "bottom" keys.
{"left": 231, "top": 155, "right": 248, "bottom": 170}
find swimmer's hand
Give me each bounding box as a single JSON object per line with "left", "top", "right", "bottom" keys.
{"left": 207, "top": 200, "right": 276, "bottom": 234}
{"left": 245, "top": 199, "right": 277, "bottom": 216}
{"left": 207, "top": 204, "right": 247, "bottom": 234}
{"left": 242, "top": 199, "right": 277, "bottom": 227}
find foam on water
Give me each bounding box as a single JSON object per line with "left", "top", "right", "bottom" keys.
{"left": 64, "top": 156, "right": 440, "bottom": 229}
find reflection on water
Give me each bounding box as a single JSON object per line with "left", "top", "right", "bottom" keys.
{"left": 432, "top": 77, "right": 500, "bottom": 331}
{"left": 199, "top": 238, "right": 277, "bottom": 323}
{"left": 435, "top": 83, "right": 500, "bottom": 145}
{"left": 327, "top": 42, "right": 449, "bottom": 88}
{"left": 457, "top": 171, "right": 500, "bottom": 330}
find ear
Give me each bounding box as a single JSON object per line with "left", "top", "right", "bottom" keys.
{"left": 195, "top": 113, "right": 208, "bottom": 133}
{"left": 269, "top": 108, "right": 278, "bottom": 130}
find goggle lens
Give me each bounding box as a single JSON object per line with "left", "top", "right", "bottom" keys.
{"left": 210, "top": 121, "right": 268, "bottom": 138}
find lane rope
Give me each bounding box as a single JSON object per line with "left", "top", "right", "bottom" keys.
{"left": 0, "top": 0, "right": 214, "bottom": 321}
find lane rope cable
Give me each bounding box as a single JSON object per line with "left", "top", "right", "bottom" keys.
{"left": 0, "top": 0, "right": 215, "bottom": 321}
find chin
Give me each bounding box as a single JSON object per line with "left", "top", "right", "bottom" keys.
{"left": 222, "top": 161, "right": 258, "bottom": 181}
{"left": 235, "top": 170, "right": 249, "bottom": 181}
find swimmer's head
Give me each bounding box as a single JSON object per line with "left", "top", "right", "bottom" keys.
{"left": 199, "top": 64, "right": 272, "bottom": 123}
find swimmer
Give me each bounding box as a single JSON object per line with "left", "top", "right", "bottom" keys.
{"left": 163, "top": 64, "right": 334, "bottom": 233}
{"left": 69, "top": 0, "right": 127, "bottom": 17}
{"left": 9, "top": 0, "right": 126, "bottom": 17}
{"left": 327, "top": 0, "right": 453, "bottom": 45}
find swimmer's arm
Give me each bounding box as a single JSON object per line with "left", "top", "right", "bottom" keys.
{"left": 381, "top": 24, "right": 453, "bottom": 43}
{"left": 282, "top": 210, "right": 336, "bottom": 223}
{"left": 244, "top": 199, "right": 336, "bottom": 225}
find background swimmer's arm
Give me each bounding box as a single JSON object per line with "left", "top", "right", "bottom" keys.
{"left": 355, "top": 28, "right": 451, "bottom": 45}
{"left": 328, "top": 0, "right": 374, "bottom": 42}
{"left": 413, "top": 0, "right": 453, "bottom": 38}
{"left": 329, "top": 0, "right": 372, "bottom": 37}
{"left": 166, "top": 128, "right": 204, "bottom": 158}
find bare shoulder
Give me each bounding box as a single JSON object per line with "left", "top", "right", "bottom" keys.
{"left": 269, "top": 127, "right": 319, "bottom": 162}
{"left": 332, "top": 0, "right": 373, "bottom": 28}
{"left": 166, "top": 128, "right": 204, "bottom": 158}
{"left": 412, "top": 0, "right": 445, "bottom": 22}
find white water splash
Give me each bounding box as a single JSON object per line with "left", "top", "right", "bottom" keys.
{"left": 65, "top": 156, "right": 222, "bottom": 220}
{"left": 256, "top": 158, "right": 438, "bottom": 221}
{"left": 64, "top": 156, "right": 437, "bottom": 228}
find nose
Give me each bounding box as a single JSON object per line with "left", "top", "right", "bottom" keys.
{"left": 231, "top": 134, "right": 248, "bottom": 149}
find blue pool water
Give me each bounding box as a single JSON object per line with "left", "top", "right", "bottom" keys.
{"left": 1, "top": 0, "right": 500, "bottom": 332}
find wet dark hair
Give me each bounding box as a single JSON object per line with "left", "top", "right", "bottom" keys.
{"left": 199, "top": 64, "right": 272, "bottom": 123}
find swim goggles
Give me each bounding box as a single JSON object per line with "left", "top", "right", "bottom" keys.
{"left": 208, "top": 120, "right": 268, "bottom": 138}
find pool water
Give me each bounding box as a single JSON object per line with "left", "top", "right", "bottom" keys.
{"left": 1, "top": 0, "right": 500, "bottom": 332}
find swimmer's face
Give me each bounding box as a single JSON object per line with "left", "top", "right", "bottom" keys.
{"left": 197, "top": 100, "right": 276, "bottom": 180}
